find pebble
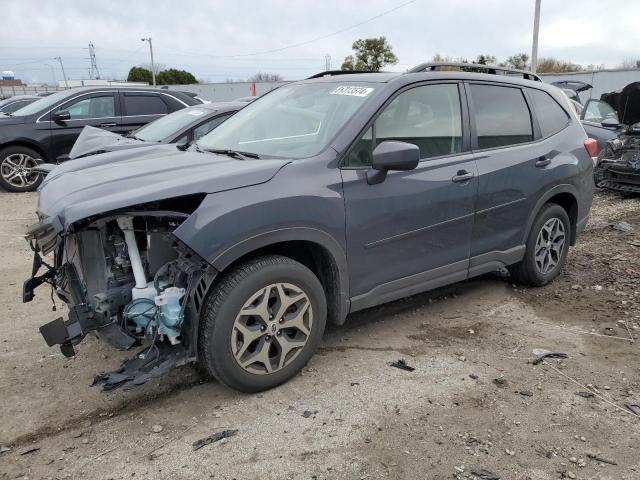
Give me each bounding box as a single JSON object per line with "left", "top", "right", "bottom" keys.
{"left": 505, "top": 448, "right": 515, "bottom": 456}
{"left": 567, "top": 472, "right": 576, "bottom": 479}
{"left": 151, "top": 425, "right": 163, "bottom": 433}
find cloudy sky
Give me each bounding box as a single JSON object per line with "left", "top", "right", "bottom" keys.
{"left": 2, "top": 0, "right": 638, "bottom": 85}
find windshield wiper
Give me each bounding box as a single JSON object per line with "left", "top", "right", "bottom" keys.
{"left": 203, "top": 148, "right": 260, "bottom": 160}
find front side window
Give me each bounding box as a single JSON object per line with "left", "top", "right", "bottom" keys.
{"left": 62, "top": 95, "right": 115, "bottom": 119}
{"left": 123, "top": 94, "right": 168, "bottom": 116}
{"left": 471, "top": 84, "right": 533, "bottom": 149}
{"left": 197, "top": 82, "right": 376, "bottom": 158}
{"left": 583, "top": 99, "right": 618, "bottom": 123}
{"left": 528, "top": 89, "right": 570, "bottom": 137}
{"left": 1, "top": 100, "right": 34, "bottom": 114}
{"left": 346, "top": 83, "right": 462, "bottom": 166}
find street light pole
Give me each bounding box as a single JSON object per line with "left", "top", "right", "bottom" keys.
{"left": 53, "top": 57, "right": 69, "bottom": 88}
{"left": 141, "top": 37, "right": 156, "bottom": 86}
{"left": 531, "top": 0, "right": 541, "bottom": 72}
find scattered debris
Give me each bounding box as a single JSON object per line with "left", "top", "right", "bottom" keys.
{"left": 350, "top": 382, "right": 360, "bottom": 386}
{"left": 192, "top": 429, "right": 238, "bottom": 451}
{"left": 531, "top": 349, "right": 568, "bottom": 365}
{"left": 470, "top": 468, "right": 500, "bottom": 479}
{"left": 575, "top": 391, "right": 595, "bottom": 398}
{"left": 0, "top": 445, "right": 10, "bottom": 455}
{"left": 469, "top": 374, "right": 479, "bottom": 380}
{"left": 302, "top": 410, "right": 318, "bottom": 418}
{"left": 624, "top": 403, "right": 640, "bottom": 416}
{"left": 518, "top": 390, "right": 533, "bottom": 397}
{"left": 627, "top": 240, "right": 640, "bottom": 247}
{"left": 493, "top": 377, "right": 507, "bottom": 388}
{"left": 586, "top": 452, "right": 617, "bottom": 465}
{"left": 18, "top": 446, "right": 40, "bottom": 456}
{"left": 151, "top": 424, "right": 163, "bottom": 433}
{"left": 389, "top": 359, "right": 415, "bottom": 372}
{"left": 610, "top": 221, "right": 633, "bottom": 233}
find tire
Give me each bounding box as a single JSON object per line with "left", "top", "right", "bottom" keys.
{"left": 508, "top": 204, "right": 571, "bottom": 287}
{"left": 198, "top": 254, "right": 327, "bottom": 393}
{"left": 0, "top": 146, "right": 44, "bottom": 192}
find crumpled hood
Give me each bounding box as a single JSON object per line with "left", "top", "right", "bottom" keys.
{"left": 618, "top": 82, "right": 640, "bottom": 126}
{"left": 69, "top": 125, "right": 153, "bottom": 159}
{"left": 37, "top": 148, "right": 290, "bottom": 228}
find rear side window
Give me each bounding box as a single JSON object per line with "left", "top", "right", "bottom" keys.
{"left": 470, "top": 84, "right": 533, "bottom": 149}
{"left": 123, "top": 94, "right": 168, "bottom": 116}
{"left": 528, "top": 89, "right": 570, "bottom": 137}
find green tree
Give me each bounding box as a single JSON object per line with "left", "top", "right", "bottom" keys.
{"left": 341, "top": 37, "right": 398, "bottom": 72}
{"left": 501, "top": 53, "right": 529, "bottom": 70}
{"left": 475, "top": 54, "right": 497, "bottom": 65}
{"left": 156, "top": 68, "right": 197, "bottom": 85}
{"left": 127, "top": 66, "right": 153, "bottom": 83}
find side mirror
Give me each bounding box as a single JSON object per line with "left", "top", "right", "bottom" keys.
{"left": 52, "top": 110, "right": 71, "bottom": 122}
{"left": 366, "top": 141, "right": 420, "bottom": 185}
{"left": 601, "top": 118, "right": 620, "bottom": 128}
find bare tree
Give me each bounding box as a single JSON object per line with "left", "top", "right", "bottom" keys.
{"left": 618, "top": 59, "right": 640, "bottom": 69}
{"left": 536, "top": 57, "right": 583, "bottom": 73}
{"left": 248, "top": 72, "right": 284, "bottom": 82}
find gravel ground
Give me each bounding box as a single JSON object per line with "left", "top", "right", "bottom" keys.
{"left": 1, "top": 190, "right": 639, "bottom": 480}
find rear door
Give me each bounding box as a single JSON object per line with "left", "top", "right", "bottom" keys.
{"left": 467, "top": 82, "right": 571, "bottom": 272}
{"left": 341, "top": 82, "right": 478, "bottom": 309}
{"left": 120, "top": 92, "right": 183, "bottom": 134}
{"left": 48, "top": 91, "right": 121, "bottom": 161}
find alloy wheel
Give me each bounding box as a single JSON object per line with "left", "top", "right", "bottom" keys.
{"left": 1, "top": 153, "right": 41, "bottom": 189}
{"left": 231, "top": 282, "right": 313, "bottom": 375}
{"left": 534, "top": 217, "right": 566, "bottom": 274}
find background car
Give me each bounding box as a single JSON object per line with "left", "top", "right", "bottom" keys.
{"left": 0, "top": 95, "right": 40, "bottom": 114}
{"left": 68, "top": 101, "right": 244, "bottom": 159}
{"left": 0, "top": 87, "right": 200, "bottom": 192}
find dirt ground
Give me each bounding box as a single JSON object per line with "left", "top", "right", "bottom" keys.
{"left": 1, "top": 190, "right": 639, "bottom": 480}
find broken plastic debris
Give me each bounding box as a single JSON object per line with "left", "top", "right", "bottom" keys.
{"left": 531, "top": 349, "right": 568, "bottom": 365}
{"left": 471, "top": 468, "right": 500, "bottom": 479}
{"left": 389, "top": 359, "right": 415, "bottom": 372}
{"left": 610, "top": 221, "right": 633, "bottom": 233}
{"left": 575, "top": 391, "right": 595, "bottom": 398}
{"left": 192, "top": 429, "right": 238, "bottom": 451}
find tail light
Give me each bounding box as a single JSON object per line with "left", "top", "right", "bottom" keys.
{"left": 584, "top": 138, "right": 598, "bottom": 159}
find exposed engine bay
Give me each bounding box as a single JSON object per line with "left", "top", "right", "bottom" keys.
{"left": 24, "top": 208, "right": 215, "bottom": 390}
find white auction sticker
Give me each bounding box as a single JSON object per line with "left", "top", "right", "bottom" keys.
{"left": 186, "top": 109, "right": 206, "bottom": 116}
{"left": 330, "top": 86, "right": 374, "bottom": 97}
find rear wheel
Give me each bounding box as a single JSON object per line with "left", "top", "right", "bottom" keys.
{"left": 0, "top": 146, "right": 43, "bottom": 192}
{"left": 198, "top": 255, "right": 326, "bottom": 392}
{"left": 509, "top": 204, "right": 570, "bottom": 286}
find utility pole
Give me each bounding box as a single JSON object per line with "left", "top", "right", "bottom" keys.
{"left": 88, "top": 42, "right": 100, "bottom": 79}
{"left": 530, "top": 0, "right": 541, "bottom": 72}
{"left": 325, "top": 54, "right": 331, "bottom": 71}
{"left": 141, "top": 37, "right": 156, "bottom": 86}
{"left": 53, "top": 57, "right": 69, "bottom": 88}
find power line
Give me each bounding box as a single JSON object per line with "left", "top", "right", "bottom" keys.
{"left": 164, "top": 0, "right": 420, "bottom": 59}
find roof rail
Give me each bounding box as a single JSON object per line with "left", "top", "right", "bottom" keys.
{"left": 407, "top": 62, "right": 542, "bottom": 82}
{"left": 306, "top": 70, "right": 375, "bottom": 79}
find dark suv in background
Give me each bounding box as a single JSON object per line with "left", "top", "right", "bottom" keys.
{"left": 0, "top": 87, "right": 200, "bottom": 191}
{"left": 24, "top": 64, "right": 594, "bottom": 393}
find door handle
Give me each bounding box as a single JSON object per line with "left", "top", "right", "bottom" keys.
{"left": 535, "top": 157, "right": 551, "bottom": 168}
{"left": 451, "top": 170, "right": 474, "bottom": 183}
{"left": 99, "top": 122, "right": 117, "bottom": 127}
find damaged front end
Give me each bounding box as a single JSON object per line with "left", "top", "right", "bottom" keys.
{"left": 24, "top": 196, "right": 216, "bottom": 390}
{"left": 594, "top": 81, "right": 640, "bottom": 194}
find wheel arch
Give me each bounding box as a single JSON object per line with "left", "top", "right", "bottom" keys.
{"left": 210, "top": 228, "right": 350, "bottom": 325}
{"left": 0, "top": 140, "right": 48, "bottom": 162}
{"left": 524, "top": 185, "right": 579, "bottom": 246}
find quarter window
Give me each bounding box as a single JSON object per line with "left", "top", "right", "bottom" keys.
{"left": 347, "top": 84, "right": 463, "bottom": 166}
{"left": 528, "top": 89, "right": 570, "bottom": 137}
{"left": 63, "top": 95, "right": 115, "bottom": 119}
{"left": 123, "top": 94, "right": 168, "bottom": 116}
{"left": 471, "top": 84, "right": 533, "bottom": 149}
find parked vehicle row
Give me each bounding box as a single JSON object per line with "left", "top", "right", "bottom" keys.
{"left": 0, "top": 87, "right": 201, "bottom": 191}
{"left": 23, "top": 63, "right": 595, "bottom": 393}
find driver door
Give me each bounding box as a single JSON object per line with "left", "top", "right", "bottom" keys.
{"left": 341, "top": 82, "right": 478, "bottom": 310}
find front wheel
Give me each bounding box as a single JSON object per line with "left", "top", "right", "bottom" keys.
{"left": 509, "top": 204, "right": 571, "bottom": 286}
{"left": 198, "top": 255, "right": 327, "bottom": 392}
{"left": 0, "top": 146, "right": 44, "bottom": 192}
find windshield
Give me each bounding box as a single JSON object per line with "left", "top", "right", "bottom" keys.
{"left": 134, "top": 106, "right": 210, "bottom": 141}
{"left": 11, "top": 89, "right": 78, "bottom": 116}
{"left": 197, "top": 82, "right": 377, "bottom": 158}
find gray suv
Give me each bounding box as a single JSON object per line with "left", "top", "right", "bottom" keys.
{"left": 24, "top": 64, "right": 594, "bottom": 393}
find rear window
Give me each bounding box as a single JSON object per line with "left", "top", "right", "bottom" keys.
{"left": 528, "top": 89, "right": 570, "bottom": 137}
{"left": 123, "top": 94, "right": 168, "bottom": 116}
{"left": 471, "top": 84, "right": 533, "bottom": 149}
